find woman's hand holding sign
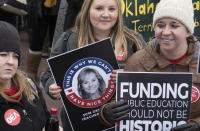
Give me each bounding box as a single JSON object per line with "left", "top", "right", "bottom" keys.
{"left": 49, "top": 83, "right": 62, "bottom": 99}
{"left": 110, "top": 69, "right": 124, "bottom": 83}
{"left": 103, "top": 100, "right": 131, "bottom": 124}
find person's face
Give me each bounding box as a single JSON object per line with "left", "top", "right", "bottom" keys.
{"left": 81, "top": 72, "right": 100, "bottom": 95}
{"left": 0, "top": 52, "right": 18, "bottom": 82}
{"left": 89, "top": 0, "right": 118, "bottom": 34}
{"left": 154, "top": 18, "right": 190, "bottom": 52}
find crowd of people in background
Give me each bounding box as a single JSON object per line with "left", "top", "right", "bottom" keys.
{"left": 0, "top": 0, "right": 200, "bottom": 130}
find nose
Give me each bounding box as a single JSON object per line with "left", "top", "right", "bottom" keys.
{"left": 102, "top": 9, "right": 109, "bottom": 17}
{"left": 88, "top": 82, "right": 92, "bottom": 87}
{"left": 7, "top": 56, "right": 15, "bottom": 65}
{"left": 161, "top": 26, "right": 172, "bottom": 36}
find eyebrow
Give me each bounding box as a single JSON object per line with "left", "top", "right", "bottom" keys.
{"left": 157, "top": 21, "right": 181, "bottom": 25}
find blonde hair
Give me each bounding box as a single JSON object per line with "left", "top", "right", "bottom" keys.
{"left": 72, "top": 0, "right": 143, "bottom": 60}
{"left": 0, "top": 70, "right": 38, "bottom": 103}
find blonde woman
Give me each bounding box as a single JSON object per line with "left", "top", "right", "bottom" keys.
{"left": 77, "top": 67, "right": 106, "bottom": 100}
{"left": 41, "top": 0, "right": 145, "bottom": 130}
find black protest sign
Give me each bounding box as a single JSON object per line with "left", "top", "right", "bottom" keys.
{"left": 122, "top": 0, "right": 200, "bottom": 42}
{"left": 47, "top": 38, "right": 118, "bottom": 131}
{"left": 116, "top": 72, "right": 192, "bottom": 131}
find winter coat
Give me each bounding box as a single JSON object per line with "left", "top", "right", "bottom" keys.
{"left": 124, "top": 37, "right": 200, "bottom": 124}
{"left": 0, "top": 78, "right": 50, "bottom": 131}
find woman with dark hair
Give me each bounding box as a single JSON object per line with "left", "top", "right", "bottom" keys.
{"left": 77, "top": 67, "right": 106, "bottom": 100}
{"left": 0, "top": 21, "right": 50, "bottom": 131}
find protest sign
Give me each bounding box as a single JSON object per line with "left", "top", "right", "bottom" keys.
{"left": 116, "top": 72, "right": 192, "bottom": 131}
{"left": 47, "top": 38, "right": 118, "bottom": 131}
{"left": 122, "top": 0, "right": 200, "bottom": 42}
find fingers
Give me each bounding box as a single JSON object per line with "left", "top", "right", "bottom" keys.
{"left": 110, "top": 69, "right": 124, "bottom": 83}
{"left": 104, "top": 100, "right": 130, "bottom": 124}
{"left": 115, "top": 112, "right": 129, "bottom": 122}
{"left": 112, "top": 104, "right": 130, "bottom": 114}
{"left": 110, "top": 103, "right": 130, "bottom": 123}
{"left": 110, "top": 100, "right": 128, "bottom": 109}
{"left": 49, "top": 83, "right": 62, "bottom": 99}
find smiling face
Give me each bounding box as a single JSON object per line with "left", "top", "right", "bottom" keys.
{"left": 89, "top": 0, "right": 118, "bottom": 35}
{"left": 154, "top": 18, "right": 190, "bottom": 54}
{"left": 0, "top": 52, "right": 18, "bottom": 83}
{"left": 81, "top": 72, "right": 100, "bottom": 95}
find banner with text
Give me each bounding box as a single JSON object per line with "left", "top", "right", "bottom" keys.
{"left": 122, "top": 0, "right": 200, "bottom": 42}
{"left": 116, "top": 72, "right": 192, "bottom": 131}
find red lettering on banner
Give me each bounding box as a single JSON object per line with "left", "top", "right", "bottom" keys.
{"left": 67, "top": 80, "right": 116, "bottom": 108}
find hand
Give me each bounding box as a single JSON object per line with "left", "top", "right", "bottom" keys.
{"left": 110, "top": 69, "right": 124, "bottom": 83}
{"left": 49, "top": 83, "right": 62, "bottom": 99}
{"left": 103, "top": 100, "right": 130, "bottom": 124}
{"left": 171, "top": 121, "right": 200, "bottom": 131}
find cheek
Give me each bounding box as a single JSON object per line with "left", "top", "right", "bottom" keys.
{"left": 14, "top": 60, "right": 18, "bottom": 70}
{"left": 90, "top": 10, "right": 98, "bottom": 25}
{"left": 82, "top": 84, "right": 88, "bottom": 89}
{"left": 154, "top": 28, "right": 162, "bottom": 37}
{"left": 112, "top": 13, "right": 118, "bottom": 22}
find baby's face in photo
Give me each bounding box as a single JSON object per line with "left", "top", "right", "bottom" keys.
{"left": 81, "top": 72, "right": 100, "bottom": 94}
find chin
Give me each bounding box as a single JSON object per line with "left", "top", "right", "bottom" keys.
{"left": 160, "top": 46, "right": 175, "bottom": 52}
{"left": 1, "top": 75, "right": 14, "bottom": 80}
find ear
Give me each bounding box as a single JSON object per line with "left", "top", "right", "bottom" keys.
{"left": 186, "top": 31, "right": 191, "bottom": 38}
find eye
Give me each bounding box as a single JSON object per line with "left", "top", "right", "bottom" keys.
{"left": 109, "top": 7, "right": 116, "bottom": 11}
{"left": 171, "top": 24, "right": 179, "bottom": 28}
{"left": 13, "top": 55, "right": 19, "bottom": 59}
{"left": 96, "top": 7, "right": 103, "bottom": 10}
{"left": 83, "top": 82, "right": 88, "bottom": 85}
{"left": 156, "top": 23, "right": 165, "bottom": 28}
{"left": 0, "top": 52, "right": 7, "bottom": 57}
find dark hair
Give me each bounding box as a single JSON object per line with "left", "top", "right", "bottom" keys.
{"left": 77, "top": 67, "right": 106, "bottom": 99}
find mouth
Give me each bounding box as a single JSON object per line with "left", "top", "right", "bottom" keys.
{"left": 100, "top": 20, "right": 110, "bottom": 23}
{"left": 159, "top": 38, "right": 175, "bottom": 43}
{"left": 5, "top": 69, "right": 13, "bottom": 72}
{"left": 160, "top": 38, "right": 174, "bottom": 41}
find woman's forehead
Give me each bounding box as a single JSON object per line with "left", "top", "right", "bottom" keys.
{"left": 156, "top": 17, "right": 183, "bottom": 24}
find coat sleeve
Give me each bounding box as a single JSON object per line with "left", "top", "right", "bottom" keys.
{"left": 98, "top": 98, "right": 116, "bottom": 126}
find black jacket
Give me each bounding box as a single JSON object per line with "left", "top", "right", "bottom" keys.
{"left": 0, "top": 82, "right": 50, "bottom": 131}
